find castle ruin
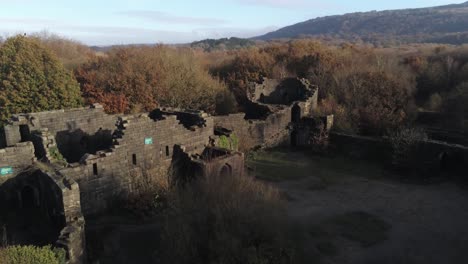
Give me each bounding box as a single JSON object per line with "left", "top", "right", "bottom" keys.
{"left": 0, "top": 77, "right": 318, "bottom": 263}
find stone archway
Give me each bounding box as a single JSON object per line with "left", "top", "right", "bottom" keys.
{"left": 0, "top": 169, "right": 66, "bottom": 246}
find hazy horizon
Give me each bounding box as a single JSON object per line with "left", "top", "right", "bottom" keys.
{"left": 0, "top": 0, "right": 466, "bottom": 46}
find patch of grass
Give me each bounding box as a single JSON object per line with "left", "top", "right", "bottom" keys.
{"left": 247, "top": 149, "right": 313, "bottom": 182}
{"left": 247, "top": 148, "right": 386, "bottom": 184}
{"left": 311, "top": 211, "right": 391, "bottom": 248}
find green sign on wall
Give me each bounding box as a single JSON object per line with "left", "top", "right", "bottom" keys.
{"left": 144, "top": 137, "right": 153, "bottom": 145}
{"left": 0, "top": 167, "right": 13, "bottom": 176}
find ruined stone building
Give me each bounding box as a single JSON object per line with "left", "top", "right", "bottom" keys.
{"left": 2, "top": 75, "right": 466, "bottom": 263}
{"left": 0, "top": 77, "right": 319, "bottom": 263}
{"left": 214, "top": 78, "right": 319, "bottom": 148}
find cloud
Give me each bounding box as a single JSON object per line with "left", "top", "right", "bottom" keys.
{"left": 118, "top": 10, "right": 228, "bottom": 26}
{"left": 1, "top": 21, "right": 275, "bottom": 45}
{"left": 0, "top": 15, "right": 274, "bottom": 45}
{"left": 0, "top": 18, "right": 56, "bottom": 24}
{"left": 67, "top": 25, "right": 277, "bottom": 45}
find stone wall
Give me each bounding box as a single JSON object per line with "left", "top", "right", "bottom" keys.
{"left": 247, "top": 78, "right": 315, "bottom": 106}
{"left": 329, "top": 132, "right": 468, "bottom": 176}
{"left": 329, "top": 133, "right": 391, "bottom": 161}
{"left": 170, "top": 146, "right": 245, "bottom": 185}
{"left": 48, "top": 170, "right": 85, "bottom": 264}
{"left": 2, "top": 104, "right": 216, "bottom": 217}
{"left": 60, "top": 112, "right": 214, "bottom": 216}
{"left": 0, "top": 142, "right": 36, "bottom": 179}
{"left": 247, "top": 78, "right": 280, "bottom": 103}
{"left": 214, "top": 96, "right": 317, "bottom": 150}
{"left": 9, "top": 104, "right": 116, "bottom": 136}
{"left": 213, "top": 110, "right": 288, "bottom": 149}
{"left": 198, "top": 148, "right": 245, "bottom": 179}
{"left": 0, "top": 104, "right": 227, "bottom": 262}
{"left": 4, "top": 104, "right": 117, "bottom": 162}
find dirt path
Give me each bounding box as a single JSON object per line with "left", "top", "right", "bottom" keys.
{"left": 275, "top": 168, "right": 468, "bottom": 264}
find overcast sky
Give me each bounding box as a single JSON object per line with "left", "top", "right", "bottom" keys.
{"left": 0, "top": 0, "right": 465, "bottom": 45}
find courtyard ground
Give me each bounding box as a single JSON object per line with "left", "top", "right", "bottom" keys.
{"left": 249, "top": 148, "right": 468, "bottom": 264}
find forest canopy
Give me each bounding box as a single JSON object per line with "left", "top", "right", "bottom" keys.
{"left": 1, "top": 33, "right": 467, "bottom": 137}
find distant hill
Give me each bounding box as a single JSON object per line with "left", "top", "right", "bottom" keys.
{"left": 90, "top": 38, "right": 255, "bottom": 53}
{"left": 254, "top": 1, "right": 468, "bottom": 45}
{"left": 190, "top": 37, "right": 255, "bottom": 51}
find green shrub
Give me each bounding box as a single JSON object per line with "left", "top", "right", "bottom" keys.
{"left": 0, "top": 245, "right": 64, "bottom": 264}
{"left": 230, "top": 134, "right": 239, "bottom": 151}
{"left": 217, "top": 134, "right": 239, "bottom": 151}
{"left": 48, "top": 146, "right": 67, "bottom": 166}
{"left": 52, "top": 247, "right": 67, "bottom": 264}
{"left": 218, "top": 135, "right": 231, "bottom": 149}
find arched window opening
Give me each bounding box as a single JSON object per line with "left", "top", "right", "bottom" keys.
{"left": 291, "top": 104, "right": 301, "bottom": 123}
{"left": 219, "top": 164, "right": 232, "bottom": 178}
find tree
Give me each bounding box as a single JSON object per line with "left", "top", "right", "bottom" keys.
{"left": 0, "top": 35, "right": 82, "bottom": 123}
{"left": 76, "top": 46, "right": 227, "bottom": 114}
{"left": 344, "top": 71, "right": 410, "bottom": 135}
{"left": 32, "top": 31, "right": 94, "bottom": 70}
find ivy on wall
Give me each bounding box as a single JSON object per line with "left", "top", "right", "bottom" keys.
{"left": 217, "top": 134, "right": 239, "bottom": 151}
{"left": 48, "top": 146, "right": 68, "bottom": 167}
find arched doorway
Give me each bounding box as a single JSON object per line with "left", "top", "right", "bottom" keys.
{"left": 0, "top": 170, "right": 67, "bottom": 246}
{"left": 21, "top": 185, "right": 37, "bottom": 209}
{"left": 219, "top": 164, "right": 232, "bottom": 178}
{"left": 292, "top": 104, "right": 301, "bottom": 123}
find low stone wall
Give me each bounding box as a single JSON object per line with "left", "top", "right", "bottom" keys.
{"left": 329, "top": 133, "right": 391, "bottom": 161}
{"left": 329, "top": 132, "right": 468, "bottom": 176}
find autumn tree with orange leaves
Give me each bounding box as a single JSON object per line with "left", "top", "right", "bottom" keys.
{"left": 76, "top": 45, "right": 231, "bottom": 114}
